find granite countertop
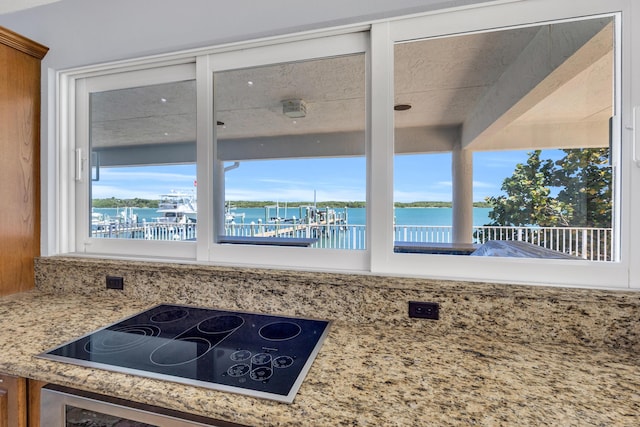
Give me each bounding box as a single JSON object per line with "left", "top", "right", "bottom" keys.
{"left": 1, "top": 290, "right": 639, "bottom": 426}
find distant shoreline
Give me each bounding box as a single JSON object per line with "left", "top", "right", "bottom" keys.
{"left": 92, "top": 198, "right": 492, "bottom": 209}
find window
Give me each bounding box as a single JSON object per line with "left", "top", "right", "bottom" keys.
{"left": 378, "top": 0, "right": 632, "bottom": 288}
{"left": 58, "top": 0, "right": 640, "bottom": 288}
{"left": 213, "top": 54, "right": 366, "bottom": 250}
{"left": 201, "top": 34, "right": 369, "bottom": 270}
{"left": 90, "top": 80, "right": 198, "bottom": 240}
{"left": 392, "top": 16, "right": 616, "bottom": 261}
{"left": 72, "top": 64, "right": 198, "bottom": 258}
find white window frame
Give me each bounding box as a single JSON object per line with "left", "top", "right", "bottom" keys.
{"left": 70, "top": 62, "right": 198, "bottom": 260}
{"left": 371, "top": 0, "right": 635, "bottom": 289}
{"left": 200, "top": 33, "right": 370, "bottom": 271}
{"left": 59, "top": 31, "right": 371, "bottom": 270}
{"left": 55, "top": 0, "right": 640, "bottom": 289}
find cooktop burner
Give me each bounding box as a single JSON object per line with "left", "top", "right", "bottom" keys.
{"left": 38, "top": 304, "right": 331, "bottom": 403}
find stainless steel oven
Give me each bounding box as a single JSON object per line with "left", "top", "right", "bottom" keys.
{"left": 40, "top": 384, "right": 247, "bottom": 427}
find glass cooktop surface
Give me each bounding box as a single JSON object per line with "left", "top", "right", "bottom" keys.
{"left": 38, "top": 304, "right": 331, "bottom": 403}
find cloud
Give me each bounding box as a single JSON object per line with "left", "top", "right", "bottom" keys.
{"left": 472, "top": 180, "right": 495, "bottom": 189}
{"left": 394, "top": 190, "right": 453, "bottom": 203}
{"left": 91, "top": 185, "right": 161, "bottom": 200}
{"left": 226, "top": 186, "right": 364, "bottom": 202}
{"left": 257, "top": 178, "right": 302, "bottom": 185}
{"left": 92, "top": 168, "right": 197, "bottom": 199}
{"left": 475, "top": 151, "right": 528, "bottom": 169}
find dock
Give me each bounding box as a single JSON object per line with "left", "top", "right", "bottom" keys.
{"left": 254, "top": 222, "right": 314, "bottom": 238}
{"left": 253, "top": 208, "right": 346, "bottom": 238}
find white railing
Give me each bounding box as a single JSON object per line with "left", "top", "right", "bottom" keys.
{"left": 394, "top": 225, "right": 612, "bottom": 261}
{"left": 92, "top": 221, "right": 197, "bottom": 241}
{"left": 93, "top": 221, "right": 612, "bottom": 261}
{"left": 224, "top": 222, "right": 367, "bottom": 250}
{"left": 473, "top": 225, "right": 612, "bottom": 261}
{"left": 394, "top": 225, "right": 453, "bottom": 244}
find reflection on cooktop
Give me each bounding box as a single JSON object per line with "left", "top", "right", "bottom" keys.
{"left": 38, "top": 304, "right": 331, "bottom": 403}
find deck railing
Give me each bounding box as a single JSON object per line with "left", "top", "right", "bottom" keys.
{"left": 393, "top": 224, "right": 612, "bottom": 261}
{"left": 92, "top": 221, "right": 198, "bottom": 241}
{"left": 394, "top": 225, "right": 613, "bottom": 261}
{"left": 472, "top": 225, "right": 612, "bottom": 261}
{"left": 93, "top": 221, "right": 613, "bottom": 261}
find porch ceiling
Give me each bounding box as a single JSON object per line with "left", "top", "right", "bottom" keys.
{"left": 90, "top": 17, "right": 614, "bottom": 161}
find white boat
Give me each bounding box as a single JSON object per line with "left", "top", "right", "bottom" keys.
{"left": 225, "top": 202, "right": 245, "bottom": 223}
{"left": 91, "top": 211, "right": 111, "bottom": 231}
{"left": 156, "top": 191, "right": 197, "bottom": 223}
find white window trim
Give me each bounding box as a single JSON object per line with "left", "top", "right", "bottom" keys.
{"left": 202, "top": 32, "right": 370, "bottom": 271}
{"left": 371, "top": 0, "right": 635, "bottom": 289}
{"left": 71, "top": 63, "right": 198, "bottom": 260}
{"left": 54, "top": 0, "right": 640, "bottom": 289}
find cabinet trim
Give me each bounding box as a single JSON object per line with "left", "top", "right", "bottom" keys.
{"left": 0, "top": 26, "right": 48, "bottom": 59}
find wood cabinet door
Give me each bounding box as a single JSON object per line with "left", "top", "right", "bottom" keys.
{"left": 0, "top": 388, "right": 8, "bottom": 427}
{"left": 0, "top": 27, "right": 47, "bottom": 296}
{"left": 0, "top": 373, "right": 27, "bottom": 427}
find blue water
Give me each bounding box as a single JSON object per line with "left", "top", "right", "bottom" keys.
{"left": 393, "top": 207, "right": 492, "bottom": 226}
{"left": 93, "top": 206, "right": 493, "bottom": 226}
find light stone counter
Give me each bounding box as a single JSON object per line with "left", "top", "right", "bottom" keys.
{"left": 1, "top": 289, "right": 639, "bottom": 426}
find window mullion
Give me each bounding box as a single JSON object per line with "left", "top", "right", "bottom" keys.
{"left": 369, "top": 22, "right": 396, "bottom": 272}
{"left": 196, "top": 55, "right": 214, "bottom": 261}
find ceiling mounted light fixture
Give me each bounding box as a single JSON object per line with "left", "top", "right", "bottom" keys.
{"left": 282, "top": 99, "right": 307, "bottom": 118}
{"left": 394, "top": 104, "right": 412, "bottom": 111}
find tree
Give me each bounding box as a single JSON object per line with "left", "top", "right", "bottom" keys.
{"left": 486, "top": 148, "right": 612, "bottom": 228}
{"left": 486, "top": 150, "right": 571, "bottom": 227}
{"left": 551, "top": 148, "right": 611, "bottom": 228}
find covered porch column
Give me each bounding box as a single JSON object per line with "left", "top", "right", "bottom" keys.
{"left": 452, "top": 141, "right": 474, "bottom": 245}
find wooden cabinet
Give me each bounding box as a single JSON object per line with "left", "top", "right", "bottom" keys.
{"left": 0, "top": 373, "right": 27, "bottom": 427}
{"left": 0, "top": 374, "right": 45, "bottom": 427}
{"left": 0, "top": 26, "right": 48, "bottom": 296}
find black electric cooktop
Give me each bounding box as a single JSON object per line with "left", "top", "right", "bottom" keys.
{"left": 38, "top": 304, "right": 331, "bottom": 403}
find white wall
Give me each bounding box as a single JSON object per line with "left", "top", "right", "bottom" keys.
{"left": 0, "top": 0, "right": 62, "bottom": 15}
{"left": 0, "top": 0, "right": 496, "bottom": 70}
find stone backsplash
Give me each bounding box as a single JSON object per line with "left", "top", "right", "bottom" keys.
{"left": 34, "top": 256, "right": 640, "bottom": 352}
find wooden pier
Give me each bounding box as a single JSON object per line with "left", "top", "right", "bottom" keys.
{"left": 254, "top": 214, "right": 345, "bottom": 238}
{"left": 255, "top": 223, "right": 312, "bottom": 238}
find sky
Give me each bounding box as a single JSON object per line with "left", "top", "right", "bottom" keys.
{"left": 91, "top": 150, "right": 560, "bottom": 203}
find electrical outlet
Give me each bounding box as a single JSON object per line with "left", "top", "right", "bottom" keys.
{"left": 106, "top": 275, "right": 124, "bottom": 290}
{"left": 408, "top": 301, "right": 439, "bottom": 320}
